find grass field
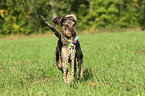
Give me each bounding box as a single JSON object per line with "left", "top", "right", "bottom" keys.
{"left": 0, "top": 31, "right": 145, "bottom": 95}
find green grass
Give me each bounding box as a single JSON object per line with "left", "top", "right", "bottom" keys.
{"left": 0, "top": 31, "right": 145, "bottom": 95}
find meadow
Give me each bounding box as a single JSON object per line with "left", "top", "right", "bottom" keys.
{"left": 0, "top": 31, "right": 145, "bottom": 95}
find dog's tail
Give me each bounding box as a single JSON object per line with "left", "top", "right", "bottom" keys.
{"left": 40, "top": 15, "right": 60, "bottom": 38}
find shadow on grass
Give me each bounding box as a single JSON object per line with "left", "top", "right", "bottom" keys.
{"left": 26, "top": 67, "right": 93, "bottom": 86}
{"left": 70, "top": 68, "right": 94, "bottom": 87}
{"left": 83, "top": 67, "right": 93, "bottom": 81}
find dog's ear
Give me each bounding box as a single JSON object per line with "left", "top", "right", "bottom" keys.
{"left": 52, "top": 17, "right": 63, "bottom": 25}
{"left": 65, "top": 14, "right": 77, "bottom": 21}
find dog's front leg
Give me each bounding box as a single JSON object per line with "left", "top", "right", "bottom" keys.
{"left": 61, "top": 47, "right": 71, "bottom": 83}
{"left": 77, "top": 52, "right": 83, "bottom": 79}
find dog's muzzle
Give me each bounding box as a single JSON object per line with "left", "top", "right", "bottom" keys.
{"left": 71, "top": 32, "right": 76, "bottom": 36}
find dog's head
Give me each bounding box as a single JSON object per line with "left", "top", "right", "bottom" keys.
{"left": 52, "top": 14, "right": 77, "bottom": 37}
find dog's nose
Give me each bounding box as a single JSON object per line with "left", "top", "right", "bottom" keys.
{"left": 71, "top": 32, "right": 76, "bottom": 36}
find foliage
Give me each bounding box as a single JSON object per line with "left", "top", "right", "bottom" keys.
{"left": 0, "top": 0, "right": 145, "bottom": 35}
{"left": 0, "top": 31, "right": 145, "bottom": 95}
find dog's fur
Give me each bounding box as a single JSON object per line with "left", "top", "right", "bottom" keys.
{"left": 52, "top": 14, "right": 83, "bottom": 82}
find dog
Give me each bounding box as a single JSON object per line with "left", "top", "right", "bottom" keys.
{"left": 52, "top": 14, "right": 83, "bottom": 83}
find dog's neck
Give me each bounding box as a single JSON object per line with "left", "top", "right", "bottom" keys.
{"left": 61, "top": 33, "right": 70, "bottom": 46}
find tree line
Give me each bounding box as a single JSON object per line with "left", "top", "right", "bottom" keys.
{"left": 0, "top": 0, "right": 145, "bottom": 35}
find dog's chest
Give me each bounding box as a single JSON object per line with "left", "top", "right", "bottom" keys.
{"left": 61, "top": 46, "right": 69, "bottom": 60}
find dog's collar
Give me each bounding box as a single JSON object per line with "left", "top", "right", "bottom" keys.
{"left": 61, "top": 33, "right": 79, "bottom": 46}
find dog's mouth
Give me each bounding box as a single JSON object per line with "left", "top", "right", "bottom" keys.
{"left": 71, "top": 31, "right": 77, "bottom": 37}
{"left": 63, "top": 32, "right": 77, "bottom": 38}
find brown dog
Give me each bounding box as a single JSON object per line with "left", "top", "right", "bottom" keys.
{"left": 52, "top": 14, "right": 83, "bottom": 83}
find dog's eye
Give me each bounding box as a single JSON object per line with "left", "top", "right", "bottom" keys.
{"left": 65, "top": 25, "right": 69, "bottom": 27}
{"left": 69, "top": 18, "right": 72, "bottom": 21}
{"left": 73, "top": 24, "right": 76, "bottom": 27}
